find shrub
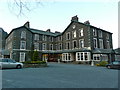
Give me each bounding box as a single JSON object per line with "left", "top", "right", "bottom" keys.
{"left": 23, "top": 61, "right": 46, "bottom": 64}
{"left": 97, "top": 61, "right": 108, "bottom": 67}
{"left": 95, "top": 63, "right": 100, "bottom": 66}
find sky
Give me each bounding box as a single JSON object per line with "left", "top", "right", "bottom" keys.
{"left": 0, "top": 0, "right": 119, "bottom": 49}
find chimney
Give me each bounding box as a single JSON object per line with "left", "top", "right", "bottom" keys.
{"left": 24, "top": 21, "right": 30, "bottom": 28}
{"left": 46, "top": 29, "right": 51, "bottom": 32}
{"left": 71, "top": 15, "right": 79, "bottom": 22}
{"left": 84, "top": 20, "right": 90, "bottom": 25}
{"left": 55, "top": 31, "right": 61, "bottom": 34}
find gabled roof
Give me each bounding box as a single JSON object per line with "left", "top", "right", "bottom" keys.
{"left": 62, "top": 20, "right": 112, "bottom": 35}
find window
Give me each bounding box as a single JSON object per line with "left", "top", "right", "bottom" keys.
{"left": 93, "top": 29, "right": 97, "bottom": 36}
{"left": 76, "top": 52, "right": 90, "bottom": 61}
{"left": 62, "top": 53, "right": 72, "bottom": 61}
{"left": 42, "top": 43, "right": 46, "bottom": 50}
{"left": 107, "top": 40, "right": 110, "bottom": 49}
{"left": 99, "top": 30, "right": 102, "bottom": 37}
{"left": 49, "top": 44, "right": 53, "bottom": 50}
{"left": 20, "top": 41, "right": 26, "bottom": 50}
{"left": 72, "top": 30, "right": 76, "bottom": 38}
{"left": 21, "top": 31, "right": 26, "bottom": 39}
{"left": 59, "top": 36, "right": 62, "bottom": 41}
{"left": 42, "top": 35, "right": 46, "bottom": 41}
{"left": 49, "top": 36, "right": 53, "bottom": 42}
{"left": 79, "top": 28, "right": 83, "bottom": 37}
{"left": 93, "top": 38, "right": 97, "bottom": 48}
{"left": 73, "top": 40, "right": 77, "bottom": 49}
{"left": 59, "top": 43, "right": 62, "bottom": 50}
{"left": 34, "top": 34, "right": 39, "bottom": 40}
{"left": 20, "top": 52, "right": 25, "bottom": 62}
{"left": 72, "top": 25, "right": 76, "bottom": 29}
{"left": 66, "top": 42, "right": 70, "bottom": 49}
{"left": 34, "top": 42, "right": 39, "bottom": 50}
{"left": 79, "top": 39, "right": 84, "bottom": 48}
{"left": 106, "top": 33, "right": 109, "bottom": 39}
{"left": 66, "top": 32, "right": 70, "bottom": 40}
{"left": 55, "top": 44, "right": 57, "bottom": 50}
{"left": 99, "top": 39, "right": 103, "bottom": 49}
{"left": 93, "top": 54, "right": 100, "bottom": 61}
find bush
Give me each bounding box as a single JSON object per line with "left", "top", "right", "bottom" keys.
{"left": 23, "top": 61, "right": 46, "bottom": 64}
{"left": 96, "top": 61, "right": 108, "bottom": 67}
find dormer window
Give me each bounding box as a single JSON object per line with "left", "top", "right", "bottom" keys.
{"left": 21, "top": 31, "right": 26, "bottom": 39}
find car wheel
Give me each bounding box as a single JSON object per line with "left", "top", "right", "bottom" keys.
{"left": 107, "top": 65, "right": 111, "bottom": 69}
{"left": 16, "top": 65, "right": 22, "bottom": 69}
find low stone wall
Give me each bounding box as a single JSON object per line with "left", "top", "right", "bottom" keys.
{"left": 23, "top": 63, "right": 47, "bottom": 68}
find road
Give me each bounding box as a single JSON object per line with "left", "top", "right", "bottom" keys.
{"left": 2, "top": 62, "right": 119, "bottom": 88}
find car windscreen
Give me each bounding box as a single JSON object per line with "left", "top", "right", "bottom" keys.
{"left": 113, "top": 61, "right": 120, "bottom": 64}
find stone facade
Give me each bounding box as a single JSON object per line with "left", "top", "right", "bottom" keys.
{"left": 5, "top": 16, "right": 115, "bottom": 63}
{"left": 0, "top": 28, "right": 8, "bottom": 58}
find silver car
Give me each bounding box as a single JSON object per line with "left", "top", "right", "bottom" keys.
{"left": 0, "top": 58, "right": 23, "bottom": 69}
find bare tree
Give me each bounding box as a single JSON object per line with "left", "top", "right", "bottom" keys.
{"left": 7, "top": 0, "right": 43, "bottom": 16}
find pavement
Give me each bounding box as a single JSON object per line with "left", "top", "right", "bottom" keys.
{"left": 1, "top": 62, "right": 119, "bottom": 88}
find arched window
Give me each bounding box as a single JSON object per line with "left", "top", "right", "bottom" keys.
{"left": 21, "top": 31, "right": 26, "bottom": 39}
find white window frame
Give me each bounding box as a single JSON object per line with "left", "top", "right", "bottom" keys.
{"left": 72, "top": 25, "right": 76, "bottom": 29}
{"left": 72, "top": 30, "right": 77, "bottom": 38}
{"left": 107, "top": 40, "right": 110, "bottom": 49}
{"left": 42, "top": 35, "right": 46, "bottom": 41}
{"left": 79, "top": 28, "right": 84, "bottom": 37}
{"left": 34, "top": 42, "right": 39, "bottom": 50}
{"left": 20, "top": 52, "right": 25, "bottom": 62}
{"left": 79, "top": 39, "right": 84, "bottom": 48}
{"left": 59, "top": 43, "right": 62, "bottom": 50}
{"left": 76, "top": 52, "right": 90, "bottom": 61}
{"left": 49, "top": 44, "right": 53, "bottom": 50}
{"left": 42, "top": 43, "right": 46, "bottom": 50}
{"left": 93, "top": 38, "right": 97, "bottom": 48}
{"left": 20, "top": 41, "right": 26, "bottom": 50}
{"left": 66, "top": 42, "right": 70, "bottom": 50}
{"left": 99, "top": 39, "right": 103, "bottom": 49}
{"left": 99, "top": 30, "right": 102, "bottom": 38}
{"left": 62, "top": 53, "right": 72, "bottom": 61}
{"left": 106, "top": 33, "right": 109, "bottom": 39}
{"left": 21, "top": 31, "right": 26, "bottom": 39}
{"left": 73, "top": 40, "right": 77, "bottom": 49}
{"left": 66, "top": 32, "right": 70, "bottom": 40}
{"left": 34, "top": 34, "right": 39, "bottom": 40}
{"left": 93, "top": 29, "right": 97, "bottom": 36}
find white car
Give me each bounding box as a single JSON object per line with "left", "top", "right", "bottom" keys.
{"left": 0, "top": 58, "right": 23, "bottom": 69}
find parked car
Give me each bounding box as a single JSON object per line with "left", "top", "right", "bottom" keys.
{"left": 0, "top": 58, "right": 23, "bottom": 69}
{"left": 106, "top": 61, "right": 120, "bottom": 69}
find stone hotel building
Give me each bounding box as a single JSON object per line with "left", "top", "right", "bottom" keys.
{"left": 5, "top": 16, "right": 115, "bottom": 63}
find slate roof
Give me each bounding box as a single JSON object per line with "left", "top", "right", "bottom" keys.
{"left": 30, "top": 28, "right": 61, "bottom": 36}
{"left": 92, "top": 49, "right": 114, "bottom": 54}
{"left": 114, "top": 48, "right": 120, "bottom": 54}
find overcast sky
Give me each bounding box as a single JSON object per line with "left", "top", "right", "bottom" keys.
{"left": 0, "top": 0, "right": 119, "bottom": 49}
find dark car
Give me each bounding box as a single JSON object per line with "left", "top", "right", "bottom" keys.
{"left": 106, "top": 61, "right": 120, "bottom": 69}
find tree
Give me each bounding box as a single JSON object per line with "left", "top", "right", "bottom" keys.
{"left": 32, "top": 50, "right": 40, "bottom": 61}
{"left": 7, "top": 0, "right": 43, "bottom": 16}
